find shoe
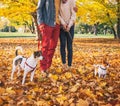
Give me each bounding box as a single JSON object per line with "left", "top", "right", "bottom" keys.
{"left": 62, "top": 64, "right": 67, "bottom": 70}
{"left": 66, "top": 66, "right": 72, "bottom": 71}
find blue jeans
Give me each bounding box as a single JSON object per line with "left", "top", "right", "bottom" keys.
{"left": 60, "top": 25, "right": 74, "bottom": 66}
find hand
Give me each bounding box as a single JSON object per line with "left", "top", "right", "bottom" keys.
{"left": 38, "top": 23, "right": 45, "bottom": 31}
{"left": 66, "top": 26, "right": 70, "bottom": 32}
{"left": 73, "top": 6, "right": 78, "bottom": 12}
{"left": 62, "top": 24, "right": 67, "bottom": 30}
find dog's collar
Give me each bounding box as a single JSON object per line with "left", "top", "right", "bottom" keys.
{"left": 25, "top": 62, "right": 36, "bottom": 72}
{"left": 100, "top": 66, "right": 106, "bottom": 70}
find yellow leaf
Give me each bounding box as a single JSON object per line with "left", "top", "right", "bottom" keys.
{"left": 100, "top": 82, "right": 107, "bottom": 87}
{"left": 56, "top": 68, "right": 62, "bottom": 73}
{"left": 76, "top": 99, "right": 89, "bottom": 106}
{"left": 0, "top": 87, "right": 5, "bottom": 94}
{"left": 6, "top": 87, "right": 16, "bottom": 94}
{"left": 56, "top": 95, "right": 67, "bottom": 105}
{"left": 96, "top": 92, "right": 103, "bottom": 96}
{"left": 78, "top": 68, "right": 84, "bottom": 74}
{"left": 36, "top": 99, "right": 49, "bottom": 106}
{"left": 27, "top": 95, "right": 34, "bottom": 100}
{"left": 65, "top": 72, "right": 72, "bottom": 79}
{"left": 49, "top": 74, "right": 58, "bottom": 81}
{"left": 0, "top": 98, "right": 3, "bottom": 106}
{"left": 33, "top": 87, "right": 39, "bottom": 92}
{"left": 70, "top": 83, "right": 80, "bottom": 92}
{"left": 58, "top": 85, "right": 63, "bottom": 93}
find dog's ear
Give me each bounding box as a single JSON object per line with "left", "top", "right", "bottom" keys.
{"left": 33, "top": 51, "right": 37, "bottom": 58}
{"left": 33, "top": 51, "right": 42, "bottom": 58}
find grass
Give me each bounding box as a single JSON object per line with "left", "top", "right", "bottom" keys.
{"left": 0, "top": 32, "right": 36, "bottom": 38}
{"left": 75, "top": 33, "right": 114, "bottom": 38}
{"left": 0, "top": 32, "right": 114, "bottom": 38}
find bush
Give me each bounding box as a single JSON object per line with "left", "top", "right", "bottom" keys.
{"left": 1, "top": 26, "right": 17, "bottom": 32}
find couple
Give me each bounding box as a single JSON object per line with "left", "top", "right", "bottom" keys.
{"left": 37, "top": 0, "right": 76, "bottom": 77}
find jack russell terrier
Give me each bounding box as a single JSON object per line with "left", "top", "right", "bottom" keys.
{"left": 93, "top": 62, "right": 109, "bottom": 78}
{"left": 11, "top": 46, "right": 43, "bottom": 85}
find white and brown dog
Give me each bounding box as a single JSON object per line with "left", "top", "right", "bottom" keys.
{"left": 93, "top": 62, "right": 109, "bottom": 78}
{"left": 11, "top": 46, "right": 43, "bottom": 85}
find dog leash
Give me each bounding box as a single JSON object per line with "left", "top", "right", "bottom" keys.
{"left": 65, "top": 30, "right": 73, "bottom": 41}
{"left": 38, "top": 40, "right": 42, "bottom": 51}
{"left": 61, "top": 26, "right": 73, "bottom": 41}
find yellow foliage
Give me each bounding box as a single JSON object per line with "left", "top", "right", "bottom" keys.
{"left": 49, "top": 74, "right": 58, "bottom": 81}
{"left": 76, "top": 99, "right": 89, "bottom": 106}
{"left": 0, "top": 38, "right": 120, "bottom": 105}
{"left": 6, "top": 87, "right": 16, "bottom": 94}
{"left": 0, "top": 98, "right": 3, "bottom": 106}
{"left": 76, "top": 0, "right": 117, "bottom": 25}
{"left": 58, "top": 85, "right": 63, "bottom": 93}
{"left": 56, "top": 94, "right": 67, "bottom": 105}
{"left": 65, "top": 72, "right": 72, "bottom": 79}
{"left": 0, "top": 87, "right": 6, "bottom": 94}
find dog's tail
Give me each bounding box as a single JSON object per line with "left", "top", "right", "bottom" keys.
{"left": 15, "top": 46, "right": 23, "bottom": 56}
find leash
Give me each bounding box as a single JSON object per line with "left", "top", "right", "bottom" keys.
{"left": 61, "top": 26, "right": 73, "bottom": 41}
{"left": 38, "top": 40, "right": 42, "bottom": 51}
{"left": 65, "top": 30, "right": 73, "bottom": 41}
{"left": 31, "top": 11, "right": 42, "bottom": 51}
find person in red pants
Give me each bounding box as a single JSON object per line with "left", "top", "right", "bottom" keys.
{"left": 37, "top": 0, "right": 60, "bottom": 77}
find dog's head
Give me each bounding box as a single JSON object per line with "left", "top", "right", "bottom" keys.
{"left": 33, "top": 51, "right": 43, "bottom": 60}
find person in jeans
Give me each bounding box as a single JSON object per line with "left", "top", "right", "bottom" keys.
{"left": 59, "top": 0, "right": 76, "bottom": 70}
{"left": 37, "top": 0, "right": 60, "bottom": 77}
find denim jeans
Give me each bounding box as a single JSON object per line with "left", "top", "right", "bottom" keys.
{"left": 60, "top": 25, "right": 74, "bottom": 66}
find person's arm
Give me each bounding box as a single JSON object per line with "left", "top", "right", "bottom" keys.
{"left": 37, "top": 0, "right": 46, "bottom": 25}
{"left": 59, "top": 15, "right": 67, "bottom": 29}
{"left": 59, "top": 15, "right": 66, "bottom": 26}
{"left": 67, "top": 0, "right": 76, "bottom": 29}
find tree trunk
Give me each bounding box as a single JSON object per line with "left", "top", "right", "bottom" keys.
{"left": 32, "top": 21, "right": 35, "bottom": 34}
{"left": 117, "top": 0, "right": 120, "bottom": 39}
{"left": 24, "top": 24, "right": 27, "bottom": 33}
{"left": 117, "top": 18, "right": 120, "bottom": 39}
{"left": 112, "top": 27, "right": 117, "bottom": 39}
{"left": 31, "top": 11, "right": 42, "bottom": 41}
{"left": 9, "top": 26, "right": 11, "bottom": 32}
{"left": 24, "top": 21, "right": 35, "bottom": 34}
{"left": 106, "top": 12, "right": 117, "bottom": 39}
{"left": 93, "top": 23, "right": 99, "bottom": 35}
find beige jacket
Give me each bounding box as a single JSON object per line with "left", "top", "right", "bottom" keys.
{"left": 59, "top": 0, "right": 76, "bottom": 28}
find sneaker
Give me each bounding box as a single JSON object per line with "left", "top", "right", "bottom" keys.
{"left": 62, "top": 64, "right": 67, "bottom": 70}
{"left": 66, "top": 66, "right": 72, "bottom": 70}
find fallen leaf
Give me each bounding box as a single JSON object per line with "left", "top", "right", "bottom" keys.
{"left": 76, "top": 99, "right": 89, "bottom": 106}
{"left": 6, "top": 87, "right": 16, "bottom": 94}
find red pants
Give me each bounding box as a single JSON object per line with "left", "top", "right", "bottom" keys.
{"left": 38, "top": 24, "right": 60, "bottom": 71}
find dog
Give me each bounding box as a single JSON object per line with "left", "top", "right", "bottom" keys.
{"left": 11, "top": 46, "right": 43, "bottom": 85}
{"left": 93, "top": 63, "right": 109, "bottom": 78}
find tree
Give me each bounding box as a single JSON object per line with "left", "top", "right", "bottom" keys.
{"left": 76, "top": 0, "right": 119, "bottom": 39}
{"left": 0, "top": 0, "right": 41, "bottom": 39}
{"left": 116, "top": 0, "right": 120, "bottom": 39}
{"left": 0, "top": 0, "right": 119, "bottom": 39}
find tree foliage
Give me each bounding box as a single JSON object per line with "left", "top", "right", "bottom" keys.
{"left": 76, "top": 0, "right": 120, "bottom": 38}
{"left": 0, "top": 0, "right": 120, "bottom": 38}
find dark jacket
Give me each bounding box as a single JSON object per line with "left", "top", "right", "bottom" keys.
{"left": 37, "top": 0, "right": 55, "bottom": 27}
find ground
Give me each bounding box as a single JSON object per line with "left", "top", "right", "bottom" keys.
{"left": 0, "top": 38, "right": 120, "bottom": 106}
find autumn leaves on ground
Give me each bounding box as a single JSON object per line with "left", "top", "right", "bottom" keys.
{"left": 0, "top": 38, "right": 120, "bottom": 106}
